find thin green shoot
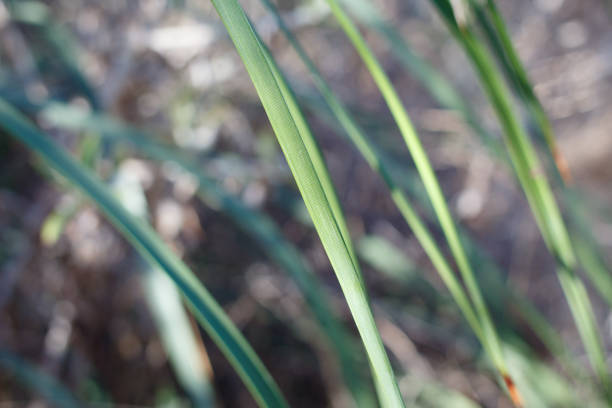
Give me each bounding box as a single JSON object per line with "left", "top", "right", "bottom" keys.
{"left": 209, "top": 0, "right": 405, "bottom": 404}
{"left": 0, "top": 98, "right": 289, "bottom": 408}
{"left": 428, "top": 0, "right": 611, "bottom": 397}
{"left": 261, "top": 0, "right": 486, "bottom": 364}
{"left": 41, "top": 101, "right": 376, "bottom": 407}
{"left": 320, "top": 0, "right": 514, "bottom": 400}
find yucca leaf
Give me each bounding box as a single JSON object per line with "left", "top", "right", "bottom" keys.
{"left": 0, "top": 99, "right": 288, "bottom": 408}
{"left": 208, "top": 0, "right": 404, "bottom": 405}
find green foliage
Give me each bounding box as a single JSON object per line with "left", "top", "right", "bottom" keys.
{"left": 2, "top": 0, "right": 610, "bottom": 406}
{"left": 0, "top": 351, "right": 80, "bottom": 408}
{"left": 40, "top": 101, "right": 375, "bottom": 407}
{"left": 208, "top": 0, "right": 404, "bottom": 405}
{"left": 320, "top": 0, "right": 511, "bottom": 396}
{"left": 0, "top": 99, "right": 288, "bottom": 408}
{"left": 429, "top": 0, "right": 611, "bottom": 396}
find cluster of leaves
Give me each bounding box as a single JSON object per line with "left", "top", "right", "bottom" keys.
{"left": 1, "top": 0, "right": 611, "bottom": 407}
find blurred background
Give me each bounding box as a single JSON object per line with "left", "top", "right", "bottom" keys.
{"left": 1, "top": 0, "right": 612, "bottom": 406}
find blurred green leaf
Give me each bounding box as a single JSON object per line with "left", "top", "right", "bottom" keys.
{"left": 40, "top": 101, "right": 376, "bottom": 406}
{"left": 0, "top": 98, "right": 288, "bottom": 408}
{"left": 112, "top": 168, "right": 217, "bottom": 408}
{"left": 0, "top": 350, "right": 80, "bottom": 408}
{"left": 428, "top": 0, "right": 611, "bottom": 396}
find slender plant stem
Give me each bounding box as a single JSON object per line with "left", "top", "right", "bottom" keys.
{"left": 209, "top": 0, "right": 404, "bottom": 405}
{"left": 258, "top": 0, "right": 484, "bottom": 348}
{"left": 0, "top": 98, "right": 289, "bottom": 408}
{"left": 470, "top": 0, "right": 612, "bottom": 316}
{"left": 322, "top": 0, "right": 511, "bottom": 389}
{"left": 470, "top": 0, "right": 569, "bottom": 181}
{"left": 429, "top": 0, "right": 611, "bottom": 396}
{"left": 40, "top": 101, "right": 376, "bottom": 407}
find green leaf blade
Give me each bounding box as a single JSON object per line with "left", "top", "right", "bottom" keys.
{"left": 209, "top": 0, "right": 404, "bottom": 405}
{"left": 0, "top": 99, "right": 288, "bottom": 408}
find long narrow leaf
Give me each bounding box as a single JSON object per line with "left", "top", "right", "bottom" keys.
{"left": 0, "top": 351, "right": 80, "bottom": 408}
{"left": 208, "top": 1, "right": 404, "bottom": 405}
{"left": 259, "top": 0, "right": 483, "bottom": 356}
{"left": 321, "top": 0, "right": 514, "bottom": 399}
{"left": 0, "top": 99, "right": 288, "bottom": 408}
{"left": 340, "top": 0, "right": 506, "bottom": 161}
{"left": 468, "top": 0, "right": 565, "bottom": 178}
{"left": 468, "top": 0, "right": 612, "bottom": 314}
{"left": 428, "top": 0, "right": 611, "bottom": 396}
{"left": 295, "top": 82, "right": 581, "bottom": 380}
{"left": 40, "top": 101, "right": 376, "bottom": 407}
{"left": 112, "top": 171, "right": 216, "bottom": 408}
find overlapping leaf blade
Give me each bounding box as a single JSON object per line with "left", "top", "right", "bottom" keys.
{"left": 209, "top": 0, "right": 404, "bottom": 405}
{"left": 41, "top": 101, "right": 375, "bottom": 407}
{"left": 319, "top": 0, "right": 514, "bottom": 400}
{"left": 427, "top": 0, "right": 611, "bottom": 396}
{"left": 0, "top": 99, "right": 288, "bottom": 408}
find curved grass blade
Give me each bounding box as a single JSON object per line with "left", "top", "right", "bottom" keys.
{"left": 142, "top": 266, "right": 217, "bottom": 407}
{"left": 263, "top": 0, "right": 585, "bottom": 391}
{"left": 468, "top": 0, "right": 612, "bottom": 313}
{"left": 208, "top": 1, "right": 404, "bottom": 405}
{"left": 260, "top": 0, "right": 484, "bottom": 356}
{"left": 0, "top": 99, "right": 288, "bottom": 408}
{"left": 357, "top": 234, "right": 593, "bottom": 407}
{"left": 1, "top": 1, "right": 372, "bottom": 398}
{"left": 340, "top": 0, "right": 612, "bottom": 360}
{"left": 112, "top": 173, "right": 216, "bottom": 408}
{"left": 339, "top": 0, "right": 506, "bottom": 161}
{"left": 284, "top": 68, "right": 595, "bottom": 403}
{"left": 2, "top": 2, "right": 369, "bottom": 399}
{"left": 467, "top": 0, "right": 569, "bottom": 181}
{"left": 427, "top": 0, "right": 611, "bottom": 396}
{"left": 0, "top": 350, "right": 80, "bottom": 408}
{"left": 3, "top": 0, "right": 100, "bottom": 110}
{"left": 274, "top": 168, "right": 598, "bottom": 401}
{"left": 321, "top": 0, "right": 514, "bottom": 397}
{"left": 296, "top": 84, "right": 581, "bottom": 374}
{"left": 41, "top": 102, "right": 376, "bottom": 407}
